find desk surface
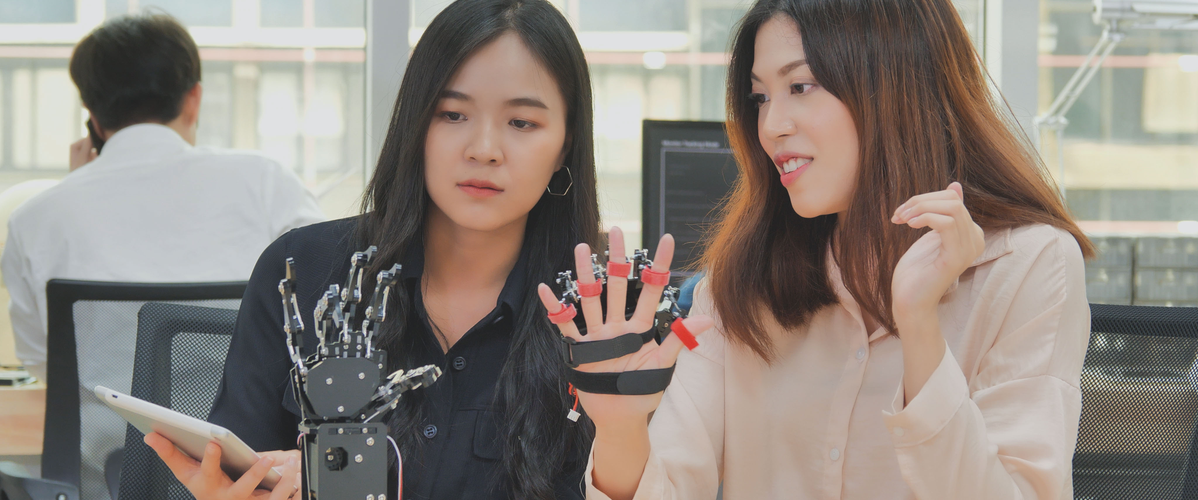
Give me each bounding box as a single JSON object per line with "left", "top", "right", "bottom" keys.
{"left": 0, "top": 383, "right": 45, "bottom": 456}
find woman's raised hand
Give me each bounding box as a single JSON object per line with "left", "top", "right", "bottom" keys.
{"left": 890, "top": 182, "right": 985, "bottom": 319}
{"left": 144, "top": 432, "right": 302, "bottom": 500}
{"left": 536, "top": 227, "right": 713, "bottom": 429}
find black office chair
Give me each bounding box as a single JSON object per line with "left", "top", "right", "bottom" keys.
{"left": 115, "top": 303, "right": 240, "bottom": 500}
{"left": 1073, "top": 303, "right": 1198, "bottom": 500}
{"left": 0, "top": 462, "right": 77, "bottom": 500}
{"left": 36, "top": 280, "right": 246, "bottom": 500}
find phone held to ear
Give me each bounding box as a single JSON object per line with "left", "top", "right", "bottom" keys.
{"left": 86, "top": 119, "right": 105, "bottom": 153}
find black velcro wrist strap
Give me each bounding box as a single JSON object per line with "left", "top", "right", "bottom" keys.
{"left": 562, "top": 328, "right": 656, "bottom": 368}
{"left": 566, "top": 365, "right": 676, "bottom": 395}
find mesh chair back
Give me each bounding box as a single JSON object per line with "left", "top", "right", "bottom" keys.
{"left": 1074, "top": 303, "right": 1198, "bottom": 500}
{"left": 116, "top": 303, "right": 240, "bottom": 500}
{"left": 43, "top": 280, "right": 246, "bottom": 500}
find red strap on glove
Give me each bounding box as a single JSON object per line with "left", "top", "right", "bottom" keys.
{"left": 607, "top": 260, "right": 631, "bottom": 279}
{"left": 578, "top": 280, "right": 603, "bottom": 298}
{"left": 548, "top": 303, "right": 577, "bottom": 324}
{"left": 670, "top": 318, "right": 699, "bottom": 350}
{"left": 641, "top": 268, "right": 670, "bottom": 287}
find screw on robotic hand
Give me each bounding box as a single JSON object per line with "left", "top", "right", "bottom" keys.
{"left": 556, "top": 270, "right": 581, "bottom": 303}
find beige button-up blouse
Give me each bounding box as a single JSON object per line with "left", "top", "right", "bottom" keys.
{"left": 585, "top": 224, "right": 1091, "bottom": 499}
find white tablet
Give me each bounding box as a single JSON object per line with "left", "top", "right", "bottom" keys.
{"left": 94, "top": 386, "right": 282, "bottom": 490}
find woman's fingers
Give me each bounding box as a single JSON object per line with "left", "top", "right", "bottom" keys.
{"left": 605, "top": 227, "right": 628, "bottom": 325}
{"left": 198, "top": 441, "right": 228, "bottom": 485}
{"left": 946, "top": 181, "right": 964, "bottom": 199}
{"left": 267, "top": 455, "right": 301, "bottom": 500}
{"left": 904, "top": 212, "right": 955, "bottom": 233}
{"left": 260, "top": 450, "right": 302, "bottom": 489}
{"left": 145, "top": 432, "right": 200, "bottom": 482}
{"left": 228, "top": 453, "right": 277, "bottom": 499}
{"left": 538, "top": 283, "right": 583, "bottom": 341}
{"left": 574, "top": 243, "right": 605, "bottom": 334}
{"left": 258, "top": 450, "right": 300, "bottom": 462}
{"left": 892, "top": 183, "right": 962, "bottom": 221}
{"left": 892, "top": 199, "right": 968, "bottom": 225}
{"left": 894, "top": 182, "right": 983, "bottom": 247}
{"left": 649, "top": 315, "right": 713, "bottom": 369}
{"left": 629, "top": 235, "right": 674, "bottom": 326}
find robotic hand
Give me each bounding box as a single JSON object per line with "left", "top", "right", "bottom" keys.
{"left": 279, "top": 247, "right": 441, "bottom": 500}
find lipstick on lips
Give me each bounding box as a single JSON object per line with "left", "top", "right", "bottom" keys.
{"left": 774, "top": 153, "right": 812, "bottom": 188}
{"left": 457, "top": 179, "right": 503, "bottom": 198}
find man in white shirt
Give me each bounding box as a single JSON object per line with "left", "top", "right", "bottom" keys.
{"left": 0, "top": 14, "right": 324, "bottom": 498}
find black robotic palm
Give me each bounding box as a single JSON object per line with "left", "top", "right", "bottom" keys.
{"left": 279, "top": 246, "right": 440, "bottom": 500}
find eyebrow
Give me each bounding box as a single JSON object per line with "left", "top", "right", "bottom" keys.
{"left": 749, "top": 58, "right": 809, "bottom": 82}
{"left": 778, "top": 59, "right": 808, "bottom": 76}
{"left": 439, "top": 90, "right": 548, "bottom": 110}
{"left": 506, "top": 97, "right": 549, "bottom": 109}
{"left": 440, "top": 89, "right": 471, "bottom": 101}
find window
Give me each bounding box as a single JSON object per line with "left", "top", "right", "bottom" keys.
{"left": 1039, "top": 0, "right": 1198, "bottom": 236}
{"left": 0, "top": 0, "right": 368, "bottom": 218}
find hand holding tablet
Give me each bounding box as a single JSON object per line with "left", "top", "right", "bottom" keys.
{"left": 143, "top": 434, "right": 300, "bottom": 500}
{"left": 95, "top": 386, "right": 300, "bottom": 499}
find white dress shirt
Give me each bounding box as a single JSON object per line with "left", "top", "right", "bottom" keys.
{"left": 1, "top": 123, "right": 324, "bottom": 500}
{"left": 2, "top": 123, "right": 325, "bottom": 380}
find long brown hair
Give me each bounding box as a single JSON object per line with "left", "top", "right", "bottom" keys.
{"left": 702, "top": 0, "right": 1094, "bottom": 362}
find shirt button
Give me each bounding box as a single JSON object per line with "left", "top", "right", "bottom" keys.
{"left": 423, "top": 424, "right": 438, "bottom": 439}
{"left": 855, "top": 347, "right": 866, "bottom": 360}
{"left": 893, "top": 427, "right": 905, "bottom": 437}
{"left": 452, "top": 356, "right": 467, "bottom": 371}
{"left": 830, "top": 448, "right": 840, "bottom": 461}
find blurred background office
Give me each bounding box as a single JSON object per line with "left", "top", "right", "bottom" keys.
{"left": 0, "top": 0, "right": 1194, "bottom": 368}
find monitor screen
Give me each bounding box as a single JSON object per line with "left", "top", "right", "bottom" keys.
{"left": 641, "top": 120, "right": 737, "bottom": 278}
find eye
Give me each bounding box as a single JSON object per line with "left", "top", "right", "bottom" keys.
{"left": 442, "top": 111, "right": 465, "bottom": 122}
{"left": 748, "top": 93, "right": 768, "bottom": 107}
{"left": 791, "top": 83, "right": 816, "bottom": 95}
{"left": 510, "top": 119, "right": 537, "bottom": 130}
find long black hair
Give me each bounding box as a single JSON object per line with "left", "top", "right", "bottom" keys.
{"left": 355, "top": 0, "right": 600, "bottom": 497}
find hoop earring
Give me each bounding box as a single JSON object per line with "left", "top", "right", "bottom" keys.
{"left": 546, "top": 166, "right": 573, "bottom": 196}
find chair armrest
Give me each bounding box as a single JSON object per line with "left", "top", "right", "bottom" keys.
{"left": 105, "top": 448, "right": 123, "bottom": 500}
{"left": 0, "top": 462, "right": 79, "bottom": 500}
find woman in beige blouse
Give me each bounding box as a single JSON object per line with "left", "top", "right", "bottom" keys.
{"left": 535, "top": 0, "right": 1095, "bottom": 498}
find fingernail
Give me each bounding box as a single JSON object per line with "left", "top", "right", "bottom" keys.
{"left": 288, "top": 456, "right": 298, "bottom": 466}
{"left": 900, "top": 208, "right": 913, "bottom": 220}
{"left": 262, "top": 456, "right": 275, "bottom": 466}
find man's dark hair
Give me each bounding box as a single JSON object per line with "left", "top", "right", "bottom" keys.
{"left": 69, "top": 13, "right": 201, "bottom": 131}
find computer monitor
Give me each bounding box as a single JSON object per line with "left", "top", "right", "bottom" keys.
{"left": 641, "top": 120, "right": 737, "bottom": 278}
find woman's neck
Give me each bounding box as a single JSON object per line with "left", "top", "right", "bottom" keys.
{"left": 422, "top": 205, "right": 526, "bottom": 296}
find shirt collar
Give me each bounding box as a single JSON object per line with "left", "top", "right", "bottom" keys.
{"left": 970, "top": 227, "right": 1014, "bottom": 267}
{"left": 399, "top": 238, "right": 529, "bottom": 316}
{"left": 827, "top": 226, "right": 1014, "bottom": 338}
{"left": 93, "top": 123, "right": 191, "bottom": 165}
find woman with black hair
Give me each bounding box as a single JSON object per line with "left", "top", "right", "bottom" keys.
{"left": 146, "top": 0, "right": 599, "bottom": 498}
